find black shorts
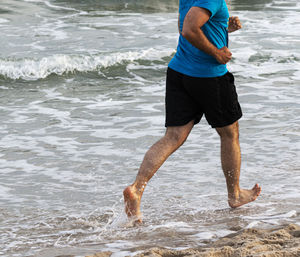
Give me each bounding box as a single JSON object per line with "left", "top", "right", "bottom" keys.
{"left": 165, "top": 68, "right": 242, "bottom": 128}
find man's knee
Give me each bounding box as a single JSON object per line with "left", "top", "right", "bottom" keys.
{"left": 216, "top": 122, "right": 239, "bottom": 140}
{"left": 165, "top": 125, "right": 191, "bottom": 147}
{"left": 164, "top": 120, "right": 193, "bottom": 147}
{"left": 165, "top": 130, "right": 187, "bottom": 147}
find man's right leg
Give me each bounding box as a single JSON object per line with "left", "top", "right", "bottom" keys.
{"left": 123, "top": 120, "right": 194, "bottom": 223}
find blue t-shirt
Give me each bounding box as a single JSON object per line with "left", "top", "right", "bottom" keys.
{"left": 168, "top": 0, "right": 229, "bottom": 78}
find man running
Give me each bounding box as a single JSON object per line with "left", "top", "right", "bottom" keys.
{"left": 124, "top": 0, "right": 261, "bottom": 223}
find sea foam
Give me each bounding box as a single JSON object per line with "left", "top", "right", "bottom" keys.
{"left": 0, "top": 48, "right": 174, "bottom": 80}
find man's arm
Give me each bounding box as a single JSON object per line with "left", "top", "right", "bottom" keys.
{"left": 181, "top": 7, "right": 232, "bottom": 64}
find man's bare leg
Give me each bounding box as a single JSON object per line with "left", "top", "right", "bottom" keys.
{"left": 216, "top": 121, "right": 261, "bottom": 208}
{"left": 123, "top": 120, "right": 194, "bottom": 222}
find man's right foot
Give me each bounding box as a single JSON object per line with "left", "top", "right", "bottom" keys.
{"left": 123, "top": 185, "right": 142, "bottom": 223}
{"left": 228, "top": 184, "right": 262, "bottom": 208}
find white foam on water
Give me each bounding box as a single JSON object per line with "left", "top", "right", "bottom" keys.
{"left": 0, "top": 48, "right": 174, "bottom": 80}
{"left": 34, "top": 26, "right": 69, "bottom": 40}
{"left": 246, "top": 210, "right": 298, "bottom": 221}
{"left": 242, "top": 210, "right": 298, "bottom": 227}
{"left": 0, "top": 185, "right": 12, "bottom": 199}
{"left": 0, "top": 18, "right": 9, "bottom": 23}
{"left": 246, "top": 221, "right": 261, "bottom": 229}
{"left": 43, "top": 0, "right": 79, "bottom": 12}
{"left": 111, "top": 251, "right": 134, "bottom": 257}
{"left": 0, "top": 158, "right": 42, "bottom": 173}
{"left": 194, "top": 231, "right": 215, "bottom": 240}
{"left": 40, "top": 168, "right": 98, "bottom": 185}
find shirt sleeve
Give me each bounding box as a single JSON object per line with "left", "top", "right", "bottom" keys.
{"left": 192, "top": 0, "right": 222, "bottom": 18}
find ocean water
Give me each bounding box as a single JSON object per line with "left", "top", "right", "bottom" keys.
{"left": 0, "top": 0, "right": 299, "bottom": 256}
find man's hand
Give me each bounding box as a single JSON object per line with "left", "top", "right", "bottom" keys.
{"left": 214, "top": 47, "right": 232, "bottom": 64}
{"left": 228, "top": 16, "right": 242, "bottom": 33}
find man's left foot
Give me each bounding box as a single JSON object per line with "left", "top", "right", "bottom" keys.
{"left": 228, "top": 184, "right": 262, "bottom": 208}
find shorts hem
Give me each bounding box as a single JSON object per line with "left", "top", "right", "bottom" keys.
{"left": 210, "top": 113, "right": 243, "bottom": 128}
{"left": 165, "top": 116, "right": 201, "bottom": 127}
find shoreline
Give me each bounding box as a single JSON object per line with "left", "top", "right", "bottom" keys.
{"left": 86, "top": 224, "right": 300, "bottom": 257}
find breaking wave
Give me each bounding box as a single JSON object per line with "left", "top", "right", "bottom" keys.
{"left": 0, "top": 48, "right": 174, "bottom": 80}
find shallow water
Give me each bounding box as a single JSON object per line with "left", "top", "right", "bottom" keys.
{"left": 0, "top": 0, "right": 300, "bottom": 256}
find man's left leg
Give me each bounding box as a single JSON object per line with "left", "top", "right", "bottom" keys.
{"left": 216, "top": 121, "right": 261, "bottom": 208}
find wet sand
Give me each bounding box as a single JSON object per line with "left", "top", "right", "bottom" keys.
{"left": 86, "top": 224, "right": 300, "bottom": 257}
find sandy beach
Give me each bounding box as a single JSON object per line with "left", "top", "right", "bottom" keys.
{"left": 86, "top": 224, "right": 300, "bottom": 257}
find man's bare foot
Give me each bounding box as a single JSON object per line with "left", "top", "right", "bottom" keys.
{"left": 123, "top": 185, "right": 142, "bottom": 223}
{"left": 228, "top": 184, "right": 262, "bottom": 208}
